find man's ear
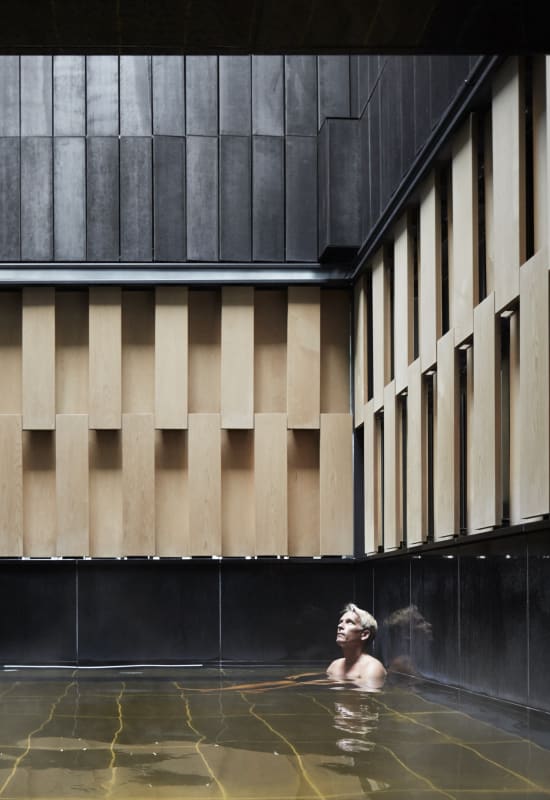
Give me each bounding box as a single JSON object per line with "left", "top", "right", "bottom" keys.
{"left": 360, "top": 629, "right": 370, "bottom": 642}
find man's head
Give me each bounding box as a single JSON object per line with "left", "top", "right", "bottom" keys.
{"left": 335, "top": 603, "right": 378, "bottom": 650}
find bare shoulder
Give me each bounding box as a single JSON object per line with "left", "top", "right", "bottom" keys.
{"left": 361, "top": 654, "right": 386, "bottom": 689}
{"left": 326, "top": 657, "right": 345, "bottom": 678}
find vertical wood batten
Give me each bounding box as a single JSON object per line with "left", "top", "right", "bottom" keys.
{"left": 22, "top": 287, "right": 55, "bottom": 430}
{"left": 371, "top": 252, "right": 385, "bottom": 411}
{"left": 0, "top": 415, "right": 23, "bottom": 555}
{"left": 287, "top": 286, "right": 320, "bottom": 428}
{"left": 221, "top": 287, "right": 254, "bottom": 429}
{"left": 321, "top": 289, "right": 350, "bottom": 413}
{"left": 56, "top": 414, "right": 89, "bottom": 556}
{"left": 0, "top": 291, "right": 22, "bottom": 414}
{"left": 434, "top": 329, "right": 459, "bottom": 539}
{"left": 122, "top": 413, "right": 155, "bottom": 555}
{"left": 188, "top": 290, "right": 221, "bottom": 414}
{"left": 89, "top": 429, "right": 122, "bottom": 556}
{"left": 255, "top": 413, "right": 287, "bottom": 555}
{"left": 383, "top": 383, "right": 399, "bottom": 551}
{"left": 222, "top": 430, "right": 254, "bottom": 556}
{"left": 288, "top": 429, "right": 319, "bottom": 555}
{"left": 23, "top": 431, "right": 56, "bottom": 556}
{"left": 89, "top": 287, "right": 121, "bottom": 429}
{"left": 55, "top": 290, "right": 88, "bottom": 414}
{"left": 154, "top": 287, "right": 188, "bottom": 429}
{"left": 363, "top": 400, "right": 380, "bottom": 554}
{"left": 419, "top": 173, "right": 441, "bottom": 372}
{"left": 188, "top": 413, "right": 222, "bottom": 555}
{"left": 353, "top": 277, "right": 366, "bottom": 426}
{"left": 519, "top": 249, "right": 549, "bottom": 518}
{"left": 406, "top": 359, "right": 426, "bottom": 546}
{"left": 394, "top": 217, "right": 413, "bottom": 394}
{"left": 254, "top": 289, "right": 287, "bottom": 413}
{"left": 122, "top": 290, "right": 154, "bottom": 413}
{"left": 320, "top": 413, "right": 353, "bottom": 555}
{"left": 155, "top": 430, "right": 188, "bottom": 556}
{"left": 533, "top": 55, "right": 547, "bottom": 251}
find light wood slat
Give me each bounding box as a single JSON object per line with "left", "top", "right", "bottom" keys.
{"left": 520, "top": 249, "right": 549, "bottom": 517}
{"left": 483, "top": 111, "right": 495, "bottom": 295}
{"left": 89, "top": 429, "right": 123, "bottom": 556}
{"left": 23, "top": 431, "right": 56, "bottom": 555}
{"left": 0, "top": 292, "right": 22, "bottom": 414}
{"left": 363, "top": 399, "right": 381, "bottom": 554}
{"left": 492, "top": 56, "right": 525, "bottom": 312}
{"left": 353, "top": 278, "right": 365, "bottom": 426}
{"left": 122, "top": 413, "right": 155, "bottom": 554}
{"left": 452, "top": 116, "right": 478, "bottom": 345}
{"left": 320, "top": 413, "right": 353, "bottom": 554}
{"left": 287, "top": 286, "right": 320, "bottom": 428}
{"left": 434, "top": 330, "right": 459, "bottom": 539}
{"left": 254, "top": 289, "right": 287, "bottom": 413}
{"left": 222, "top": 430, "right": 254, "bottom": 555}
{"left": 321, "top": 289, "right": 350, "bottom": 414}
{"left": 406, "top": 359, "right": 426, "bottom": 546}
{"left": 394, "top": 217, "right": 413, "bottom": 394}
{"left": 371, "top": 251, "right": 385, "bottom": 411}
{"left": 188, "top": 413, "right": 221, "bottom": 554}
{"left": 0, "top": 415, "right": 23, "bottom": 555}
{"left": 508, "top": 310, "right": 521, "bottom": 524}
{"left": 188, "top": 290, "right": 221, "bottom": 413}
{"left": 466, "top": 348, "right": 474, "bottom": 531}
{"left": 155, "top": 430, "right": 188, "bottom": 555}
{"left": 89, "top": 287, "right": 121, "bottom": 429}
{"left": 221, "top": 286, "right": 254, "bottom": 428}
{"left": 288, "top": 429, "right": 319, "bottom": 555}
{"left": 56, "top": 413, "right": 89, "bottom": 555}
{"left": 533, "top": 55, "right": 546, "bottom": 252}
{"left": 471, "top": 293, "right": 501, "bottom": 530}
{"left": 155, "top": 287, "right": 188, "bottom": 429}
{"left": 419, "top": 174, "right": 441, "bottom": 372}
{"left": 255, "top": 413, "right": 287, "bottom": 555}
{"left": 56, "top": 290, "right": 88, "bottom": 414}
{"left": 122, "top": 290, "right": 154, "bottom": 413}
{"left": 383, "top": 383, "right": 400, "bottom": 551}
{"left": 22, "top": 287, "right": 55, "bottom": 430}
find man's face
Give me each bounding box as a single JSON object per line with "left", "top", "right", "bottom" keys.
{"left": 336, "top": 610, "right": 369, "bottom": 647}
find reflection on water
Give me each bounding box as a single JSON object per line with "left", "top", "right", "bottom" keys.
{"left": 0, "top": 666, "right": 549, "bottom": 799}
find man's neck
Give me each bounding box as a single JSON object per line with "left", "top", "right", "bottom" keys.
{"left": 342, "top": 646, "right": 364, "bottom": 667}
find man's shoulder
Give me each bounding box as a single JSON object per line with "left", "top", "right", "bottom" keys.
{"left": 326, "top": 657, "right": 345, "bottom": 676}
{"left": 361, "top": 654, "right": 386, "bottom": 681}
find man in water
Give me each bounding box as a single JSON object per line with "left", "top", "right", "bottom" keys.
{"left": 327, "top": 603, "right": 386, "bottom": 689}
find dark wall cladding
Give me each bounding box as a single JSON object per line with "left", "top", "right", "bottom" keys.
{"left": 0, "top": 54, "right": 479, "bottom": 264}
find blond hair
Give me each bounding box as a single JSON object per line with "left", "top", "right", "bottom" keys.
{"left": 342, "top": 603, "right": 378, "bottom": 639}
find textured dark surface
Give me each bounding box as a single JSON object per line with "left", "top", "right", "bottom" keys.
{"left": 21, "top": 137, "right": 53, "bottom": 261}
{"left": 152, "top": 56, "right": 185, "bottom": 136}
{"left": 0, "top": 137, "right": 20, "bottom": 260}
{"left": 252, "top": 55, "right": 284, "bottom": 136}
{"left": 86, "top": 137, "right": 119, "bottom": 262}
{"left": 53, "top": 56, "right": 85, "bottom": 137}
{"left": 120, "top": 137, "right": 153, "bottom": 262}
{"left": 285, "top": 55, "right": 317, "bottom": 137}
{"left": 252, "top": 135, "right": 284, "bottom": 261}
{"left": 54, "top": 137, "right": 86, "bottom": 261}
{"left": 186, "top": 136, "right": 219, "bottom": 262}
{"left": 220, "top": 56, "right": 251, "bottom": 136}
{"left": 186, "top": 56, "right": 218, "bottom": 137}
{"left": 153, "top": 136, "right": 186, "bottom": 262}
{"left": 285, "top": 136, "right": 317, "bottom": 262}
{"left": 528, "top": 531, "right": 550, "bottom": 711}
{"left": 219, "top": 135, "right": 252, "bottom": 262}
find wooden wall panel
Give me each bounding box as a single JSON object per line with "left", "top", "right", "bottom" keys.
{"left": 0, "top": 415, "right": 23, "bottom": 555}
{"left": 155, "top": 430, "right": 188, "bottom": 556}
{"left": 383, "top": 383, "right": 399, "bottom": 551}
{"left": 222, "top": 430, "right": 254, "bottom": 555}
{"left": 89, "top": 287, "right": 121, "bottom": 430}
{"left": 188, "top": 413, "right": 221, "bottom": 554}
{"left": 254, "top": 289, "right": 287, "bottom": 413}
{"left": 471, "top": 293, "right": 501, "bottom": 530}
{"left": 371, "top": 251, "right": 385, "bottom": 411}
{"left": 56, "top": 413, "right": 89, "bottom": 555}
{"left": 519, "top": 250, "right": 549, "bottom": 518}
{"left": 466, "top": 347, "right": 475, "bottom": 532}
{"left": 321, "top": 289, "right": 350, "bottom": 413}
{"left": 0, "top": 292, "right": 22, "bottom": 414}
{"left": 508, "top": 310, "right": 521, "bottom": 525}
{"left": 394, "top": 217, "right": 413, "bottom": 394}
{"left": 221, "top": 287, "right": 254, "bottom": 428}
{"left": 452, "top": 116, "right": 478, "bottom": 345}
{"left": 492, "top": 57, "right": 525, "bottom": 312}
{"left": 320, "top": 413, "right": 353, "bottom": 554}
{"left": 122, "top": 290, "right": 154, "bottom": 413}
{"left": 22, "top": 288, "right": 55, "bottom": 430}
{"left": 122, "top": 413, "right": 155, "bottom": 554}
{"left": 155, "top": 287, "right": 188, "bottom": 430}
{"left": 23, "top": 431, "right": 56, "bottom": 556}
{"left": 287, "top": 286, "right": 320, "bottom": 428}
{"left": 89, "top": 430, "right": 123, "bottom": 556}
{"left": 533, "top": 55, "right": 547, "bottom": 252}
{"left": 353, "top": 277, "right": 366, "bottom": 426}
{"left": 56, "top": 290, "right": 88, "bottom": 414}
{"left": 434, "top": 330, "right": 459, "bottom": 539}
{"left": 484, "top": 111, "right": 495, "bottom": 295}
{"left": 288, "top": 429, "right": 319, "bottom": 555}
{"left": 188, "top": 290, "right": 221, "bottom": 413}
{"left": 406, "top": 359, "right": 426, "bottom": 546}
{"left": 255, "top": 413, "right": 287, "bottom": 555}
{"left": 420, "top": 174, "right": 441, "bottom": 372}
{"left": 363, "top": 400, "right": 381, "bottom": 554}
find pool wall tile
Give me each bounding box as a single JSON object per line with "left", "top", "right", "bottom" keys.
{"left": 527, "top": 531, "right": 550, "bottom": 710}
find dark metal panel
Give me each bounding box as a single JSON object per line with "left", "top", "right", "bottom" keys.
{"left": 0, "top": 138, "right": 20, "bottom": 260}
{"left": 380, "top": 56, "right": 402, "bottom": 210}
{"left": 153, "top": 136, "right": 186, "bottom": 262}
{"left": 54, "top": 137, "right": 85, "bottom": 261}
{"left": 0, "top": 56, "right": 20, "bottom": 136}
{"left": 368, "top": 83, "right": 381, "bottom": 226}
{"left": 252, "top": 56, "right": 284, "bottom": 136}
{"left": 367, "top": 55, "right": 382, "bottom": 99}
{"left": 186, "top": 135, "right": 218, "bottom": 261}
{"left": 185, "top": 56, "right": 218, "bottom": 136}
{"left": 327, "top": 119, "right": 361, "bottom": 248}
{"left": 120, "top": 56, "right": 152, "bottom": 136}
{"left": 53, "top": 56, "right": 85, "bottom": 136}
{"left": 360, "top": 109, "right": 371, "bottom": 243}
{"left": 252, "top": 135, "right": 284, "bottom": 261}
{"left": 285, "top": 55, "right": 317, "bottom": 136}
{"left": 350, "top": 55, "right": 359, "bottom": 117}
{"left": 86, "top": 137, "right": 119, "bottom": 262}
{"left": 20, "top": 56, "right": 52, "bottom": 136}
{"left": 430, "top": 55, "right": 452, "bottom": 128}
{"left": 318, "top": 122, "right": 329, "bottom": 256}
{"left": 86, "top": 56, "right": 119, "bottom": 136}
{"left": 219, "top": 135, "right": 251, "bottom": 261}
{"left": 357, "top": 55, "right": 369, "bottom": 117}
{"left": 152, "top": 56, "right": 185, "bottom": 136}
{"left": 414, "top": 56, "right": 431, "bottom": 156}
{"left": 21, "top": 137, "right": 53, "bottom": 261}
{"left": 120, "top": 137, "right": 152, "bottom": 261}
{"left": 285, "top": 136, "right": 317, "bottom": 262}
{"left": 318, "top": 55, "right": 350, "bottom": 129}
{"left": 401, "top": 56, "right": 415, "bottom": 173}
{"left": 219, "top": 56, "right": 251, "bottom": 135}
